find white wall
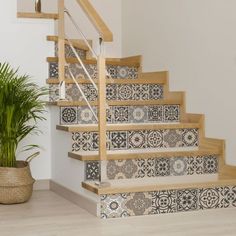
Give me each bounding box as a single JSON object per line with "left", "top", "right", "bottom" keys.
{"left": 0, "top": 0, "right": 55, "bottom": 179}
{"left": 122, "top": 0, "right": 236, "bottom": 165}
{"left": 18, "top": 0, "right": 122, "bottom": 57}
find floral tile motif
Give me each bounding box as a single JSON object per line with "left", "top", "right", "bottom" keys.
{"left": 156, "top": 158, "right": 170, "bottom": 176}
{"left": 106, "top": 160, "right": 138, "bottom": 179}
{"left": 203, "top": 155, "right": 218, "bottom": 174}
{"left": 109, "top": 131, "right": 128, "bottom": 150}
{"left": 129, "top": 106, "right": 148, "bottom": 123}
{"left": 164, "top": 105, "right": 180, "bottom": 122}
{"left": 177, "top": 189, "right": 198, "bottom": 212}
{"left": 71, "top": 128, "right": 199, "bottom": 151}
{"left": 60, "top": 107, "right": 78, "bottom": 125}
{"left": 49, "top": 84, "right": 59, "bottom": 102}
{"left": 170, "top": 157, "right": 188, "bottom": 176}
{"left": 163, "top": 129, "right": 182, "bottom": 148}
{"left": 187, "top": 156, "right": 204, "bottom": 175}
{"left": 198, "top": 188, "right": 224, "bottom": 210}
{"left": 49, "top": 83, "right": 165, "bottom": 102}
{"left": 49, "top": 63, "right": 58, "bottom": 78}
{"left": 49, "top": 62, "right": 138, "bottom": 80}
{"left": 125, "top": 192, "right": 152, "bottom": 216}
{"left": 182, "top": 129, "right": 199, "bottom": 147}
{"left": 151, "top": 190, "right": 177, "bottom": 214}
{"left": 149, "top": 84, "right": 164, "bottom": 100}
{"left": 72, "top": 132, "right": 92, "bottom": 151}
{"left": 148, "top": 106, "right": 163, "bottom": 122}
{"left": 85, "top": 155, "right": 219, "bottom": 180}
{"left": 85, "top": 161, "right": 100, "bottom": 180}
{"left": 128, "top": 131, "right": 147, "bottom": 149}
{"left": 224, "top": 186, "right": 236, "bottom": 208}
{"left": 136, "top": 158, "right": 156, "bottom": 178}
{"left": 113, "top": 106, "right": 129, "bottom": 123}
{"left": 132, "top": 84, "right": 149, "bottom": 100}
{"left": 58, "top": 105, "right": 180, "bottom": 125}
{"left": 54, "top": 43, "right": 86, "bottom": 59}
{"left": 100, "top": 185, "right": 236, "bottom": 218}
{"left": 146, "top": 130, "right": 164, "bottom": 148}
{"left": 77, "top": 107, "right": 97, "bottom": 124}
{"left": 100, "top": 194, "right": 130, "bottom": 219}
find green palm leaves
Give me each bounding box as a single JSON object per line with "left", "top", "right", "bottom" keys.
{"left": 0, "top": 63, "right": 47, "bottom": 167}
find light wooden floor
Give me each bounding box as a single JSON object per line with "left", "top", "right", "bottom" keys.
{"left": 1, "top": 191, "right": 236, "bottom": 236}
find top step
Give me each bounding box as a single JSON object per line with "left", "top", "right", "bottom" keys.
{"left": 17, "top": 12, "right": 59, "bottom": 20}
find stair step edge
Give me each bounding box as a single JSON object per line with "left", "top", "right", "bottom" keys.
{"left": 82, "top": 178, "right": 236, "bottom": 195}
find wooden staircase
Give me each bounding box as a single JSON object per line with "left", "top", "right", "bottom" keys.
{"left": 18, "top": 0, "right": 236, "bottom": 219}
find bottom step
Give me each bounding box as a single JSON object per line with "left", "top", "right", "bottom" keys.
{"left": 82, "top": 179, "right": 236, "bottom": 218}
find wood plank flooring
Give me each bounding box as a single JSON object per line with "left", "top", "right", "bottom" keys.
{"left": 0, "top": 190, "right": 236, "bottom": 236}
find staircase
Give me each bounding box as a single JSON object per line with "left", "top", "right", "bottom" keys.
{"left": 18, "top": 0, "right": 236, "bottom": 219}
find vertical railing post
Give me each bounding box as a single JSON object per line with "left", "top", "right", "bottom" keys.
{"left": 58, "top": 0, "right": 66, "bottom": 100}
{"left": 97, "top": 56, "right": 107, "bottom": 183}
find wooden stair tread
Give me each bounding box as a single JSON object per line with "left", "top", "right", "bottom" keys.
{"left": 68, "top": 146, "right": 220, "bottom": 161}
{"left": 17, "top": 12, "right": 58, "bottom": 20}
{"left": 47, "top": 36, "right": 91, "bottom": 51}
{"left": 82, "top": 178, "right": 236, "bottom": 195}
{"left": 47, "top": 57, "right": 141, "bottom": 67}
{"left": 56, "top": 122, "right": 200, "bottom": 132}
{"left": 46, "top": 98, "right": 182, "bottom": 107}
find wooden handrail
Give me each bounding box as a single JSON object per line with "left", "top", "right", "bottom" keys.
{"left": 76, "top": 0, "right": 113, "bottom": 42}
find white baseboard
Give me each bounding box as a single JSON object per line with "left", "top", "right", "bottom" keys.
{"left": 49, "top": 180, "right": 98, "bottom": 216}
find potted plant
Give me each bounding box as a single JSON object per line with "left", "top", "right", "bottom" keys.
{"left": 0, "top": 63, "right": 46, "bottom": 204}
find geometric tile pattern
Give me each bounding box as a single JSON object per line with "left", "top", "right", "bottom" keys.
{"left": 49, "top": 62, "right": 139, "bottom": 80}
{"left": 49, "top": 83, "right": 164, "bottom": 102}
{"left": 85, "top": 155, "right": 218, "bottom": 180}
{"left": 54, "top": 43, "right": 87, "bottom": 59}
{"left": 72, "top": 129, "right": 199, "bottom": 151}
{"left": 100, "top": 185, "right": 236, "bottom": 218}
{"left": 59, "top": 105, "right": 180, "bottom": 125}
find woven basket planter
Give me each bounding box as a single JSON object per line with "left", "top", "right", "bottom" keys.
{"left": 0, "top": 161, "right": 35, "bottom": 204}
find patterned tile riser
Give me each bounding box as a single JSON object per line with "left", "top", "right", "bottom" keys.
{"left": 72, "top": 129, "right": 199, "bottom": 152}
{"left": 49, "top": 83, "right": 163, "bottom": 102}
{"left": 100, "top": 186, "right": 236, "bottom": 218}
{"left": 60, "top": 105, "right": 180, "bottom": 125}
{"left": 54, "top": 43, "right": 87, "bottom": 59}
{"left": 49, "top": 62, "right": 139, "bottom": 80}
{"left": 85, "top": 156, "right": 219, "bottom": 181}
